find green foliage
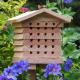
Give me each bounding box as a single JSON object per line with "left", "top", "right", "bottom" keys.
{"left": 46, "top": 0, "right": 75, "bottom": 16}
{"left": 57, "top": 7, "right": 75, "bottom": 16}
{"left": 0, "top": 0, "right": 27, "bottom": 29}
{"left": 0, "top": 24, "right": 14, "bottom": 73}
{"left": 46, "top": 1, "right": 58, "bottom": 11}
{"left": 62, "top": 59, "right": 80, "bottom": 80}
{"left": 62, "top": 27, "right": 80, "bottom": 59}
{"left": 0, "top": 0, "right": 27, "bottom": 17}
{"left": 0, "top": 13, "right": 8, "bottom": 29}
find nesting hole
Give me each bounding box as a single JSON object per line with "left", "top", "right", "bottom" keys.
{"left": 52, "top": 39, "right": 54, "bottom": 42}
{"left": 29, "top": 23, "right": 32, "bottom": 25}
{"left": 30, "top": 39, "right": 33, "bottom": 42}
{"left": 37, "top": 51, "right": 40, "bottom": 54}
{"left": 30, "top": 45, "right": 33, "bottom": 48}
{"left": 30, "top": 33, "right": 32, "bottom": 35}
{"left": 45, "top": 23, "right": 48, "bottom": 25}
{"left": 52, "top": 45, "right": 54, "bottom": 48}
{"left": 38, "top": 45, "right": 40, "bottom": 48}
{"left": 44, "top": 33, "right": 47, "bottom": 35}
{"left": 37, "top": 23, "right": 40, "bottom": 25}
{"left": 38, "top": 39, "right": 40, "bottom": 42}
{"left": 30, "top": 51, "right": 32, "bottom": 54}
{"left": 53, "top": 23, "right": 55, "bottom": 26}
{"left": 44, "top": 51, "right": 47, "bottom": 54}
{"left": 45, "top": 39, "right": 47, "bottom": 42}
{"left": 52, "top": 33, "right": 54, "bottom": 36}
{"left": 52, "top": 27, "right": 54, "bottom": 30}
{"left": 37, "top": 33, "right": 40, "bottom": 36}
{"left": 44, "top": 27, "right": 47, "bottom": 30}
{"left": 37, "top": 27, "right": 40, "bottom": 30}
{"left": 52, "top": 51, "right": 54, "bottom": 54}
{"left": 45, "top": 45, "right": 47, "bottom": 48}
{"left": 30, "top": 27, "right": 33, "bottom": 30}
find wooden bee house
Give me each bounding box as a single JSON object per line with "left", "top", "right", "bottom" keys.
{"left": 9, "top": 8, "right": 72, "bottom": 65}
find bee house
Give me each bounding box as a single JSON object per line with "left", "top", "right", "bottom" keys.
{"left": 9, "top": 8, "right": 72, "bottom": 65}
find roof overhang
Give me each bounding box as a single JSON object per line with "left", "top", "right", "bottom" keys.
{"left": 8, "top": 8, "right": 73, "bottom": 23}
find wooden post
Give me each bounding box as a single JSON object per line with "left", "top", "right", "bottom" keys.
{"left": 28, "top": 70, "right": 36, "bottom": 80}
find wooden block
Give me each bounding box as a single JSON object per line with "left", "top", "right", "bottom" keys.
{"left": 14, "top": 28, "right": 24, "bottom": 34}
{"left": 13, "top": 23, "right": 22, "bottom": 28}
{"left": 14, "top": 34, "right": 24, "bottom": 40}
{"left": 14, "top": 40, "right": 23, "bottom": 46}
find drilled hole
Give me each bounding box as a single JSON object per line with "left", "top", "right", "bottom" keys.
{"left": 44, "top": 51, "right": 47, "bottom": 54}
{"left": 37, "top": 23, "right": 40, "bottom": 25}
{"left": 37, "top": 51, "right": 40, "bottom": 54}
{"left": 30, "top": 39, "right": 33, "bottom": 42}
{"left": 30, "top": 45, "right": 33, "bottom": 48}
{"left": 52, "top": 33, "right": 54, "bottom": 35}
{"left": 44, "top": 33, "right": 47, "bottom": 35}
{"left": 45, "top": 45, "right": 47, "bottom": 48}
{"left": 29, "top": 23, "right": 32, "bottom": 25}
{"left": 52, "top": 45, "right": 54, "bottom": 48}
{"left": 30, "top": 33, "right": 32, "bottom": 35}
{"left": 52, "top": 39, "right": 54, "bottom": 42}
{"left": 53, "top": 23, "right": 55, "bottom": 25}
{"left": 30, "top": 51, "right": 32, "bottom": 54}
{"left": 30, "top": 27, "right": 33, "bottom": 29}
{"left": 38, "top": 39, "right": 40, "bottom": 42}
{"left": 38, "top": 45, "right": 40, "bottom": 48}
{"left": 44, "top": 27, "right": 47, "bottom": 30}
{"left": 52, "top": 27, "right": 54, "bottom": 30}
{"left": 45, "top": 39, "right": 47, "bottom": 42}
{"left": 45, "top": 23, "right": 48, "bottom": 25}
{"left": 52, "top": 52, "right": 54, "bottom": 54}
{"left": 37, "top": 27, "right": 40, "bottom": 30}
{"left": 37, "top": 33, "right": 40, "bottom": 35}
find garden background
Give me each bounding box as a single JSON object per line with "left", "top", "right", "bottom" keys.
{"left": 0, "top": 0, "right": 80, "bottom": 80}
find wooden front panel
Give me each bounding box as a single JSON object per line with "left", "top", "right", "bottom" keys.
{"left": 13, "top": 28, "right": 62, "bottom": 64}
{"left": 13, "top": 13, "right": 63, "bottom": 64}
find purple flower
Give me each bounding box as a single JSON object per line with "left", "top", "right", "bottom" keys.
{"left": 64, "top": 58, "right": 73, "bottom": 72}
{"left": 0, "top": 75, "right": 7, "bottom": 80}
{"left": 2, "top": 60, "right": 29, "bottom": 80}
{"left": 44, "top": 64, "right": 62, "bottom": 78}
{"left": 64, "top": 0, "right": 73, "bottom": 4}
{"left": 12, "top": 60, "right": 29, "bottom": 74}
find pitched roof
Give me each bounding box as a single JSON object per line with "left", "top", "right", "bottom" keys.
{"left": 8, "top": 8, "right": 73, "bottom": 23}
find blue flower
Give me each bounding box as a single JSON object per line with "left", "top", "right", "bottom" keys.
{"left": 2, "top": 60, "right": 29, "bottom": 80}
{"left": 44, "top": 64, "right": 62, "bottom": 78}
{"left": 64, "top": 0, "right": 73, "bottom": 4}
{"left": 12, "top": 60, "right": 29, "bottom": 74}
{"left": 64, "top": 58, "right": 73, "bottom": 72}
{"left": 0, "top": 75, "right": 7, "bottom": 80}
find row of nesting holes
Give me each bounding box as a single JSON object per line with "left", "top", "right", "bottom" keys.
{"left": 30, "top": 39, "right": 54, "bottom": 42}
{"left": 29, "top": 27, "right": 54, "bottom": 30}
{"left": 30, "top": 45, "right": 54, "bottom": 48}
{"left": 29, "top": 22, "right": 56, "bottom": 26}
{"left": 29, "top": 33, "right": 54, "bottom": 36}
{"left": 30, "top": 51, "right": 54, "bottom": 54}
